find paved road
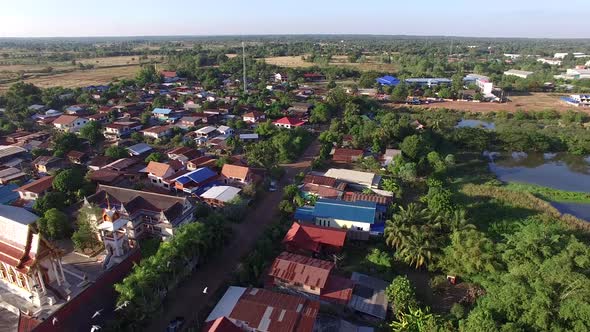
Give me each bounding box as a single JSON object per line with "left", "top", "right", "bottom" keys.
{"left": 147, "top": 138, "right": 321, "bottom": 332}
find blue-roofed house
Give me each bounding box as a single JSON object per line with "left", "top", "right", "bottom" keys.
{"left": 173, "top": 167, "right": 218, "bottom": 194}
{"left": 376, "top": 76, "right": 400, "bottom": 86}
{"left": 295, "top": 199, "right": 379, "bottom": 233}
{"left": 152, "top": 108, "right": 173, "bottom": 120}
{"left": 0, "top": 184, "right": 19, "bottom": 205}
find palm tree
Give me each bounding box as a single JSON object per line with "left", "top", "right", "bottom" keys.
{"left": 398, "top": 232, "right": 440, "bottom": 269}
{"left": 447, "top": 208, "right": 476, "bottom": 232}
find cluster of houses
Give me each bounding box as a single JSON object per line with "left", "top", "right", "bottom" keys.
{"left": 204, "top": 145, "right": 400, "bottom": 332}
{"left": 0, "top": 68, "right": 327, "bottom": 331}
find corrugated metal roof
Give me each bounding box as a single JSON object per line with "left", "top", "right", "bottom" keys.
{"left": 269, "top": 252, "right": 334, "bottom": 289}
{"left": 152, "top": 108, "right": 172, "bottom": 114}
{"left": 200, "top": 186, "right": 241, "bottom": 202}
{"left": 314, "top": 199, "right": 376, "bottom": 224}
{"left": 0, "top": 184, "right": 19, "bottom": 204}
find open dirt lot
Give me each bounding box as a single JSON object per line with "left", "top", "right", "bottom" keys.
{"left": 0, "top": 65, "right": 140, "bottom": 91}
{"left": 398, "top": 93, "right": 578, "bottom": 113}
{"left": 264, "top": 55, "right": 398, "bottom": 72}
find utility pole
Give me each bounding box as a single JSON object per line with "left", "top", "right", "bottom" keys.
{"left": 242, "top": 41, "right": 248, "bottom": 94}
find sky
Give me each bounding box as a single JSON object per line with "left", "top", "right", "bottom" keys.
{"left": 1, "top": 0, "right": 589, "bottom": 38}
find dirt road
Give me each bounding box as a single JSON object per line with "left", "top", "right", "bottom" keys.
{"left": 146, "top": 138, "right": 321, "bottom": 332}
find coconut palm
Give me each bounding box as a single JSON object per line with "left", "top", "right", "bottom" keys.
{"left": 446, "top": 208, "right": 476, "bottom": 232}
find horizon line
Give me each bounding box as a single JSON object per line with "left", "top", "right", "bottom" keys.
{"left": 1, "top": 33, "right": 589, "bottom": 40}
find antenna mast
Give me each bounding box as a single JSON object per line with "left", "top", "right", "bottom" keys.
{"left": 242, "top": 41, "right": 248, "bottom": 94}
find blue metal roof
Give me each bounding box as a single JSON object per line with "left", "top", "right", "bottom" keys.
{"left": 376, "top": 76, "right": 400, "bottom": 86}
{"left": 0, "top": 184, "right": 19, "bottom": 205}
{"left": 178, "top": 167, "right": 217, "bottom": 184}
{"left": 152, "top": 108, "right": 172, "bottom": 115}
{"left": 313, "top": 199, "right": 377, "bottom": 224}
{"left": 294, "top": 206, "right": 315, "bottom": 222}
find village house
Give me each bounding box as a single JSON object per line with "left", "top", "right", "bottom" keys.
{"left": 142, "top": 125, "right": 173, "bottom": 139}
{"left": 32, "top": 156, "right": 64, "bottom": 174}
{"left": 217, "top": 125, "right": 234, "bottom": 137}
{"left": 172, "top": 167, "right": 218, "bottom": 194}
{"left": 220, "top": 164, "right": 253, "bottom": 186}
{"left": 242, "top": 111, "right": 266, "bottom": 124}
{"left": 64, "top": 104, "right": 87, "bottom": 115}
{"left": 200, "top": 185, "right": 241, "bottom": 208}
{"left": 66, "top": 150, "right": 88, "bottom": 164}
{"left": 13, "top": 176, "right": 53, "bottom": 202}
{"left": 268, "top": 252, "right": 353, "bottom": 305}
{"left": 146, "top": 161, "right": 183, "bottom": 189}
{"left": 88, "top": 168, "right": 125, "bottom": 186}
{"left": 52, "top": 115, "right": 88, "bottom": 133}
{"left": 187, "top": 156, "right": 216, "bottom": 170}
{"left": 177, "top": 116, "right": 201, "bottom": 129}
{"left": 332, "top": 148, "right": 364, "bottom": 163}
{"left": 151, "top": 108, "right": 173, "bottom": 121}
{"left": 287, "top": 102, "right": 313, "bottom": 117}
{"left": 283, "top": 222, "right": 347, "bottom": 256}
{"left": 167, "top": 146, "right": 201, "bottom": 165}
{"left": 324, "top": 168, "right": 382, "bottom": 190}
{"left": 238, "top": 133, "right": 259, "bottom": 142}
{"left": 205, "top": 287, "right": 319, "bottom": 332}
{"left": 0, "top": 167, "right": 27, "bottom": 184}
{"left": 300, "top": 174, "right": 347, "bottom": 200}
{"left": 86, "top": 184, "right": 197, "bottom": 240}
{"left": 0, "top": 205, "right": 67, "bottom": 307}
{"left": 126, "top": 143, "right": 153, "bottom": 156}
{"left": 295, "top": 198, "right": 381, "bottom": 237}
{"left": 104, "top": 121, "right": 142, "bottom": 141}
{"left": 0, "top": 145, "right": 27, "bottom": 164}
{"left": 194, "top": 126, "right": 218, "bottom": 139}
{"left": 272, "top": 117, "right": 305, "bottom": 129}
{"left": 87, "top": 112, "right": 109, "bottom": 124}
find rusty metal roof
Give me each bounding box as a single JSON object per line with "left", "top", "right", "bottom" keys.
{"left": 269, "top": 252, "right": 334, "bottom": 289}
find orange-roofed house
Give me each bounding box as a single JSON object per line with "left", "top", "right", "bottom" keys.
{"left": 220, "top": 164, "right": 253, "bottom": 186}
{"left": 272, "top": 117, "right": 305, "bottom": 129}
{"left": 268, "top": 252, "right": 353, "bottom": 305}
{"left": 283, "top": 222, "right": 347, "bottom": 255}
{"left": 52, "top": 115, "right": 88, "bottom": 132}
{"left": 332, "top": 148, "right": 364, "bottom": 163}
{"left": 205, "top": 286, "right": 319, "bottom": 332}
{"left": 146, "top": 161, "right": 183, "bottom": 189}
{"left": 14, "top": 176, "right": 53, "bottom": 202}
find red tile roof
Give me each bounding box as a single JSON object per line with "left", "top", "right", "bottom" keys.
{"left": 203, "top": 317, "right": 242, "bottom": 332}
{"left": 300, "top": 183, "right": 342, "bottom": 199}
{"left": 188, "top": 156, "right": 215, "bottom": 168}
{"left": 230, "top": 288, "right": 319, "bottom": 332}
{"left": 52, "top": 114, "right": 79, "bottom": 125}
{"left": 146, "top": 161, "right": 172, "bottom": 178}
{"left": 303, "top": 175, "right": 337, "bottom": 187}
{"left": 320, "top": 275, "right": 354, "bottom": 305}
{"left": 14, "top": 176, "right": 53, "bottom": 194}
{"left": 273, "top": 117, "right": 305, "bottom": 127}
{"left": 332, "top": 148, "right": 363, "bottom": 162}
{"left": 343, "top": 192, "right": 392, "bottom": 205}
{"left": 269, "top": 252, "right": 334, "bottom": 289}
{"left": 221, "top": 164, "right": 250, "bottom": 181}
{"left": 283, "top": 222, "right": 347, "bottom": 253}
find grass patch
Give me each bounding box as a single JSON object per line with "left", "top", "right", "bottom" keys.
{"left": 504, "top": 182, "right": 590, "bottom": 204}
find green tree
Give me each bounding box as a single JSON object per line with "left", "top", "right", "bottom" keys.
{"left": 386, "top": 276, "right": 419, "bottom": 317}
{"left": 52, "top": 168, "right": 85, "bottom": 194}
{"left": 309, "top": 103, "right": 330, "bottom": 124}
{"left": 37, "top": 208, "right": 69, "bottom": 240}
{"left": 145, "top": 152, "right": 164, "bottom": 163}
{"left": 440, "top": 230, "right": 497, "bottom": 278}
{"left": 33, "top": 191, "right": 67, "bottom": 215}
{"left": 245, "top": 140, "right": 278, "bottom": 170}
{"left": 105, "top": 145, "right": 129, "bottom": 159}
{"left": 392, "top": 83, "right": 409, "bottom": 102}
{"left": 136, "top": 65, "right": 162, "bottom": 86}
{"left": 79, "top": 121, "right": 103, "bottom": 145}
{"left": 400, "top": 135, "right": 431, "bottom": 162}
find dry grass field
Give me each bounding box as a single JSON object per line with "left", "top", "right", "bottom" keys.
{"left": 264, "top": 55, "right": 398, "bottom": 72}
{"left": 389, "top": 93, "right": 579, "bottom": 113}
{"left": 0, "top": 65, "right": 140, "bottom": 92}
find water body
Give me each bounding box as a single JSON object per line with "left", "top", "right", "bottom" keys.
{"left": 488, "top": 152, "right": 590, "bottom": 221}
{"left": 551, "top": 202, "right": 590, "bottom": 221}
{"left": 456, "top": 119, "right": 496, "bottom": 130}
